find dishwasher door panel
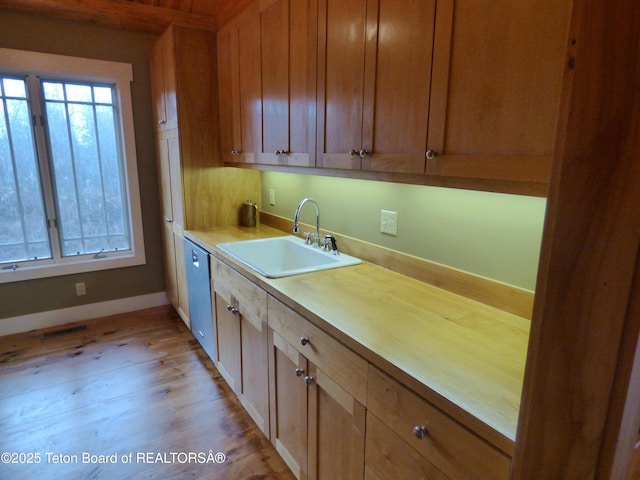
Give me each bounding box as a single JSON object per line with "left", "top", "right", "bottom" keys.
{"left": 184, "top": 238, "right": 216, "bottom": 361}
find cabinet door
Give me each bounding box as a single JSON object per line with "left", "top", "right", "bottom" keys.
{"left": 161, "top": 222, "right": 178, "bottom": 312}
{"left": 360, "top": 0, "right": 436, "bottom": 174}
{"left": 166, "top": 132, "right": 184, "bottom": 228}
{"left": 155, "top": 128, "right": 188, "bottom": 325}
{"left": 156, "top": 129, "right": 183, "bottom": 227}
{"left": 149, "top": 28, "right": 177, "bottom": 131}
{"left": 217, "top": 5, "right": 262, "bottom": 164}
{"left": 425, "top": 0, "right": 570, "bottom": 190}
{"left": 260, "top": 0, "right": 317, "bottom": 167}
{"left": 269, "top": 330, "right": 308, "bottom": 479}
{"left": 316, "top": 0, "right": 367, "bottom": 169}
{"left": 239, "top": 305, "right": 270, "bottom": 436}
{"left": 174, "top": 230, "right": 189, "bottom": 322}
{"left": 214, "top": 287, "right": 242, "bottom": 395}
{"left": 156, "top": 129, "right": 174, "bottom": 227}
{"left": 238, "top": 13, "right": 262, "bottom": 163}
{"left": 307, "top": 363, "right": 366, "bottom": 480}
{"left": 217, "top": 24, "right": 241, "bottom": 164}
{"left": 317, "top": 0, "right": 437, "bottom": 174}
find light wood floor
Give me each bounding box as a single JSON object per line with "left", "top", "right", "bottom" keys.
{"left": 0, "top": 306, "right": 295, "bottom": 479}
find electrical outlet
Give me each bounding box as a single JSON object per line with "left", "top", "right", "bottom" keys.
{"left": 75, "top": 282, "right": 86, "bottom": 296}
{"left": 269, "top": 188, "right": 276, "bottom": 206}
{"left": 380, "top": 210, "right": 398, "bottom": 236}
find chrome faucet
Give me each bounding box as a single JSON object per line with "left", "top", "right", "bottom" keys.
{"left": 293, "top": 198, "right": 320, "bottom": 247}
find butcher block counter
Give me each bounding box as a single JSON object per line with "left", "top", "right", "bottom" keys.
{"left": 186, "top": 224, "right": 530, "bottom": 458}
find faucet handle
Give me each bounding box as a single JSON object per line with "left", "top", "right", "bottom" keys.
{"left": 324, "top": 235, "right": 339, "bottom": 254}
{"left": 303, "top": 232, "right": 313, "bottom": 245}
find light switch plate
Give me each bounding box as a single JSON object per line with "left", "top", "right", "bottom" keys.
{"left": 269, "top": 188, "right": 276, "bottom": 206}
{"left": 380, "top": 210, "right": 398, "bottom": 236}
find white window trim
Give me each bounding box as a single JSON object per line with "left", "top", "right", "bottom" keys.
{"left": 0, "top": 48, "right": 145, "bottom": 283}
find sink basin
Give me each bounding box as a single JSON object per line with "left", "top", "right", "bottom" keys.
{"left": 216, "top": 235, "right": 361, "bottom": 278}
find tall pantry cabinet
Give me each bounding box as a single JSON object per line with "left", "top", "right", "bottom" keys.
{"left": 150, "top": 25, "right": 218, "bottom": 326}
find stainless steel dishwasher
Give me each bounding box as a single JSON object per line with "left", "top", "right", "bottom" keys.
{"left": 184, "top": 238, "right": 216, "bottom": 361}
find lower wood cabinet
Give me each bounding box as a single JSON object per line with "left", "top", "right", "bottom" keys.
{"left": 207, "top": 256, "right": 512, "bottom": 480}
{"left": 365, "top": 412, "right": 449, "bottom": 480}
{"left": 268, "top": 330, "right": 366, "bottom": 480}
{"left": 268, "top": 329, "right": 308, "bottom": 477}
{"left": 212, "top": 258, "right": 269, "bottom": 436}
{"left": 213, "top": 286, "right": 241, "bottom": 392}
{"left": 268, "top": 296, "right": 366, "bottom": 480}
{"left": 366, "top": 365, "right": 510, "bottom": 480}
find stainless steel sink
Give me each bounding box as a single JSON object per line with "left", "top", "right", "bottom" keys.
{"left": 216, "top": 235, "right": 361, "bottom": 278}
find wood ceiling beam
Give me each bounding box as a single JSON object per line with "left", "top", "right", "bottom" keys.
{"left": 0, "top": 0, "right": 217, "bottom": 34}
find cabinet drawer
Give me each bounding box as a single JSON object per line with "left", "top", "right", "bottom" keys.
{"left": 367, "top": 365, "right": 510, "bottom": 480}
{"left": 212, "top": 258, "right": 267, "bottom": 322}
{"left": 365, "top": 412, "right": 449, "bottom": 480}
{"left": 268, "top": 295, "right": 367, "bottom": 404}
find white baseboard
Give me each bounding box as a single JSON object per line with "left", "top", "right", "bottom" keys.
{"left": 0, "top": 292, "right": 170, "bottom": 337}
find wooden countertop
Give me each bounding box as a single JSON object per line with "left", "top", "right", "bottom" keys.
{"left": 186, "top": 225, "right": 529, "bottom": 456}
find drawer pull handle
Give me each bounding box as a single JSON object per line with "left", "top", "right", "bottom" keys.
{"left": 304, "top": 375, "right": 314, "bottom": 385}
{"left": 295, "top": 368, "right": 305, "bottom": 377}
{"left": 413, "top": 425, "right": 429, "bottom": 440}
{"left": 300, "top": 337, "right": 310, "bottom": 346}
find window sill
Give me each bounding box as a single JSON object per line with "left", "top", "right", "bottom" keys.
{"left": 0, "top": 252, "right": 146, "bottom": 284}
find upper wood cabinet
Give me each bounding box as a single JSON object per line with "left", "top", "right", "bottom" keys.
{"left": 217, "top": 4, "right": 262, "bottom": 164}
{"left": 217, "top": 0, "right": 571, "bottom": 195}
{"left": 424, "top": 0, "right": 571, "bottom": 191}
{"left": 260, "top": 0, "right": 317, "bottom": 167}
{"left": 316, "top": 0, "right": 437, "bottom": 174}
{"left": 150, "top": 30, "right": 178, "bottom": 131}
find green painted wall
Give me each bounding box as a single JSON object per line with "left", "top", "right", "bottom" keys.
{"left": 0, "top": 11, "right": 164, "bottom": 320}
{"left": 260, "top": 172, "right": 546, "bottom": 290}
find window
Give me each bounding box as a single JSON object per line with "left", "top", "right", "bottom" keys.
{"left": 0, "top": 49, "right": 145, "bottom": 283}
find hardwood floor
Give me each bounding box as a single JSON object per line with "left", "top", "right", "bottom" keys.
{"left": 0, "top": 306, "right": 295, "bottom": 479}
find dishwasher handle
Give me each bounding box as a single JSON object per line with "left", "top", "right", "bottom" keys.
{"left": 191, "top": 249, "right": 200, "bottom": 268}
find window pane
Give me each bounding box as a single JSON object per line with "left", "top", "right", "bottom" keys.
{"left": 43, "top": 79, "right": 131, "bottom": 257}
{"left": 0, "top": 77, "right": 51, "bottom": 264}
{"left": 42, "top": 81, "right": 64, "bottom": 101}
{"left": 93, "top": 86, "right": 112, "bottom": 105}
{"left": 65, "top": 83, "right": 92, "bottom": 103}
{"left": 3, "top": 78, "right": 27, "bottom": 98}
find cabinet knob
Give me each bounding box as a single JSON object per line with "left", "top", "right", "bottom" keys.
{"left": 359, "top": 149, "right": 369, "bottom": 158}
{"left": 349, "top": 149, "right": 358, "bottom": 157}
{"left": 158, "top": 119, "right": 167, "bottom": 125}
{"left": 164, "top": 217, "right": 173, "bottom": 223}
{"left": 304, "top": 375, "right": 314, "bottom": 385}
{"left": 226, "top": 304, "right": 239, "bottom": 315}
{"left": 426, "top": 150, "right": 437, "bottom": 160}
{"left": 300, "top": 337, "right": 310, "bottom": 346}
{"left": 275, "top": 149, "right": 289, "bottom": 156}
{"left": 413, "top": 425, "right": 429, "bottom": 440}
{"left": 295, "top": 368, "right": 305, "bottom": 377}
{"left": 231, "top": 150, "right": 241, "bottom": 156}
